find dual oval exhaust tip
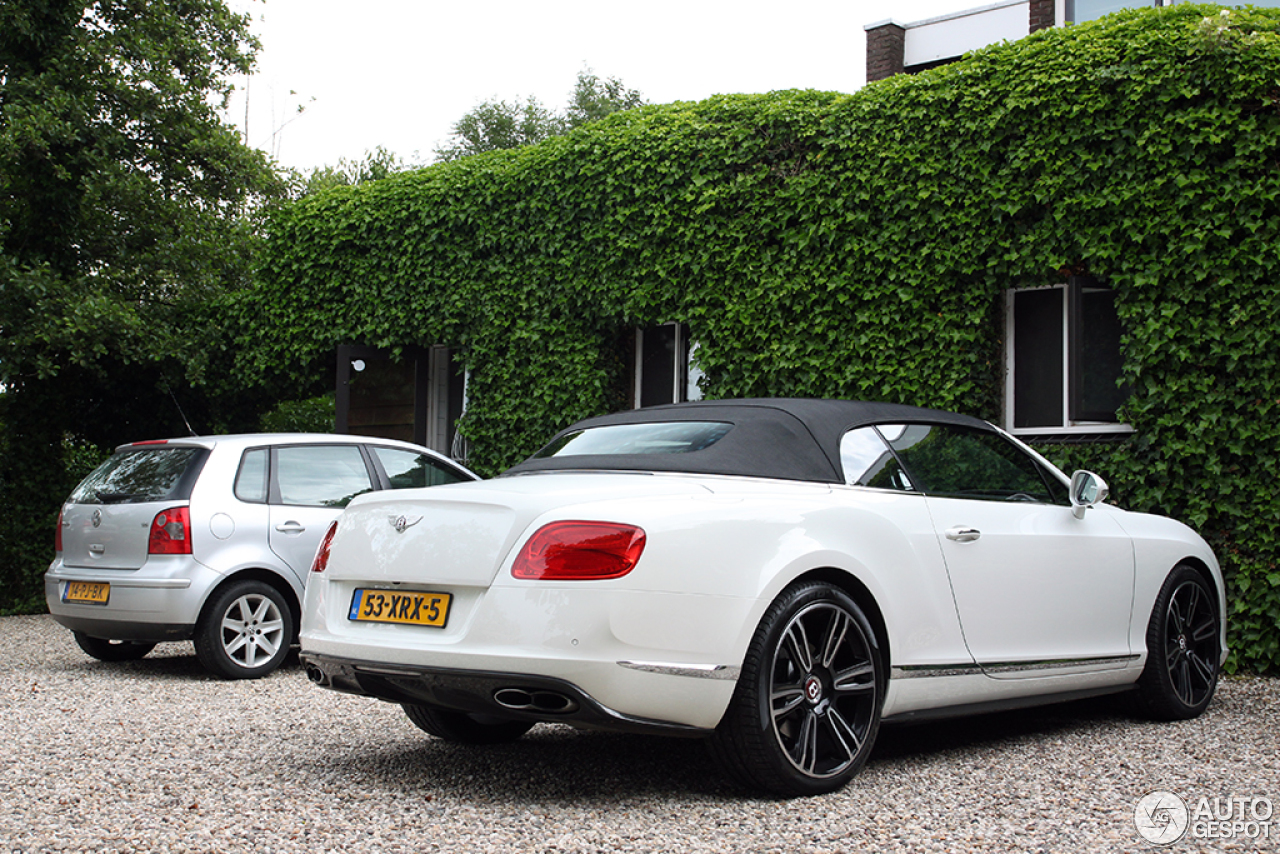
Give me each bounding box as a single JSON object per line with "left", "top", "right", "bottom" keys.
{"left": 493, "top": 687, "right": 578, "bottom": 714}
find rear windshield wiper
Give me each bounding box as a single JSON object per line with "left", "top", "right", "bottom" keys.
{"left": 95, "top": 491, "right": 138, "bottom": 504}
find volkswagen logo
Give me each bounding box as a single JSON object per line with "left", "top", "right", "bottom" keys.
{"left": 91, "top": 509, "right": 102, "bottom": 528}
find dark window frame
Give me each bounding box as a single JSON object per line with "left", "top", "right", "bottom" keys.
{"left": 630, "top": 322, "right": 703, "bottom": 409}
{"left": 1005, "top": 277, "right": 1133, "bottom": 437}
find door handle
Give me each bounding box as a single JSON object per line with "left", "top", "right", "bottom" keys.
{"left": 275, "top": 522, "right": 306, "bottom": 534}
{"left": 945, "top": 526, "right": 981, "bottom": 543}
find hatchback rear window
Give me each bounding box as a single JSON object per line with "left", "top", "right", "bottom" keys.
{"left": 69, "top": 447, "right": 207, "bottom": 504}
{"left": 535, "top": 422, "right": 733, "bottom": 458}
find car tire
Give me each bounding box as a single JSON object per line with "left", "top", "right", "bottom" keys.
{"left": 194, "top": 580, "right": 294, "bottom": 680}
{"left": 710, "top": 581, "right": 883, "bottom": 796}
{"left": 1134, "top": 564, "right": 1221, "bottom": 721}
{"left": 73, "top": 631, "right": 156, "bottom": 662}
{"left": 402, "top": 703, "right": 535, "bottom": 745}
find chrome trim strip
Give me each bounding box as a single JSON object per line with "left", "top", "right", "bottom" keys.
{"left": 979, "top": 654, "right": 1139, "bottom": 674}
{"left": 892, "top": 654, "right": 1140, "bottom": 680}
{"left": 892, "top": 662, "right": 984, "bottom": 679}
{"left": 617, "top": 661, "right": 742, "bottom": 681}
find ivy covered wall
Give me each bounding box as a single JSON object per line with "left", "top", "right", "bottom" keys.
{"left": 237, "top": 6, "right": 1280, "bottom": 671}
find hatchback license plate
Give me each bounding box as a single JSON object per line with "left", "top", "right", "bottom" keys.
{"left": 349, "top": 589, "right": 450, "bottom": 627}
{"left": 64, "top": 581, "right": 110, "bottom": 605}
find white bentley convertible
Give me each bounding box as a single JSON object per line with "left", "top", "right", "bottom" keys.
{"left": 299, "top": 399, "right": 1225, "bottom": 795}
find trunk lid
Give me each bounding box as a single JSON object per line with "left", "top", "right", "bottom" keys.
{"left": 325, "top": 473, "right": 712, "bottom": 587}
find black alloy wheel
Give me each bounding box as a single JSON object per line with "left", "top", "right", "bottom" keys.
{"left": 710, "top": 581, "right": 883, "bottom": 796}
{"left": 1136, "top": 564, "right": 1221, "bottom": 720}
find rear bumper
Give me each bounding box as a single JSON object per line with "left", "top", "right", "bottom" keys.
{"left": 44, "top": 555, "right": 220, "bottom": 641}
{"left": 300, "top": 652, "right": 713, "bottom": 737}
{"left": 301, "top": 580, "right": 747, "bottom": 729}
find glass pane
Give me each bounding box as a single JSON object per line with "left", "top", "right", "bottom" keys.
{"left": 840, "top": 427, "right": 912, "bottom": 490}
{"left": 1013, "top": 288, "right": 1064, "bottom": 428}
{"left": 1071, "top": 0, "right": 1156, "bottom": 23}
{"left": 234, "top": 449, "right": 269, "bottom": 503}
{"left": 275, "top": 446, "right": 373, "bottom": 507}
{"left": 536, "top": 422, "right": 733, "bottom": 457}
{"left": 1072, "top": 285, "right": 1127, "bottom": 421}
{"left": 347, "top": 356, "right": 417, "bottom": 442}
{"left": 640, "top": 325, "right": 679, "bottom": 407}
{"left": 883, "top": 424, "right": 1055, "bottom": 503}
{"left": 372, "top": 447, "right": 468, "bottom": 489}
{"left": 70, "top": 448, "right": 204, "bottom": 504}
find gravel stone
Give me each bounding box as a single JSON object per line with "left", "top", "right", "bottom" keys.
{"left": 2, "top": 614, "right": 1277, "bottom": 853}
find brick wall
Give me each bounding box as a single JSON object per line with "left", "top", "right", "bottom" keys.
{"left": 1029, "top": 0, "right": 1056, "bottom": 32}
{"left": 865, "top": 22, "right": 906, "bottom": 82}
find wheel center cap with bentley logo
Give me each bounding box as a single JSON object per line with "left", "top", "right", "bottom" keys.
{"left": 804, "top": 674, "right": 823, "bottom": 704}
{"left": 389, "top": 514, "right": 423, "bottom": 534}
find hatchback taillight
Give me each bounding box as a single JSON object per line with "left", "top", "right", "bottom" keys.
{"left": 511, "top": 521, "right": 646, "bottom": 580}
{"left": 311, "top": 521, "right": 338, "bottom": 573}
{"left": 55, "top": 509, "right": 64, "bottom": 553}
{"left": 148, "top": 507, "right": 192, "bottom": 555}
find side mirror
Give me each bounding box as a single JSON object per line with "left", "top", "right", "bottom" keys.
{"left": 1069, "top": 470, "right": 1110, "bottom": 519}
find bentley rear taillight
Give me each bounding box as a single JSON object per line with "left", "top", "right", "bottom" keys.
{"left": 148, "top": 507, "right": 192, "bottom": 555}
{"left": 312, "top": 521, "right": 339, "bottom": 573}
{"left": 511, "top": 521, "right": 647, "bottom": 580}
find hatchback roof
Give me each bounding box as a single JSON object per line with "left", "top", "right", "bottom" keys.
{"left": 113, "top": 434, "right": 436, "bottom": 453}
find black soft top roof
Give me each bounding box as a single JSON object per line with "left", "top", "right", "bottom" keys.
{"left": 502, "top": 398, "right": 994, "bottom": 484}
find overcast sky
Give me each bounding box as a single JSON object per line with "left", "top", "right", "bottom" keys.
{"left": 223, "top": 0, "right": 977, "bottom": 172}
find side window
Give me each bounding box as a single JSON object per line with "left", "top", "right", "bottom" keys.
{"left": 879, "top": 424, "right": 1063, "bottom": 504}
{"left": 372, "top": 447, "right": 469, "bottom": 489}
{"left": 234, "top": 448, "right": 269, "bottom": 503}
{"left": 274, "top": 446, "right": 374, "bottom": 508}
{"left": 839, "top": 427, "right": 914, "bottom": 490}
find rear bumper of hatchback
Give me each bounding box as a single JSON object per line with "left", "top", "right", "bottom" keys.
{"left": 44, "top": 555, "right": 221, "bottom": 641}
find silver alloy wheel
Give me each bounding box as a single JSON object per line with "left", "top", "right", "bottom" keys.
{"left": 769, "top": 600, "right": 879, "bottom": 780}
{"left": 1163, "top": 578, "right": 1218, "bottom": 708}
{"left": 220, "top": 592, "right": 286, "bottom": 670}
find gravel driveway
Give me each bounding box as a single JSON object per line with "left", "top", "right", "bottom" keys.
{"left": 2, "top": 614, "right": 1277, "bottom": 853}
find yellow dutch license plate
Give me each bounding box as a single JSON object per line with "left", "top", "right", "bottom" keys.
{"left": 349, "top": 589, "right": 451, "bottom": 628}
{"left": 64, "top": 581, "right": 110, "bottom": 605}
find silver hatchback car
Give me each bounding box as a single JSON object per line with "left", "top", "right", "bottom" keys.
{"left": 45, "top": 434, "right": 478, "bottom": 678}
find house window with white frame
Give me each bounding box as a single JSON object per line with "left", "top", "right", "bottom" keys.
{"left": 633, "top": 323, "right": 704, "bottom": 408}
{"left": 1066, "top": 1, "right": 1166, "bottom": 24}
{"left": 1005, "top": 277, "right": 1131, "bottom": 435}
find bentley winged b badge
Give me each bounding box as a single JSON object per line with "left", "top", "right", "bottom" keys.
{"left": 389, "top": 514, "right": 423, "bottom": 534}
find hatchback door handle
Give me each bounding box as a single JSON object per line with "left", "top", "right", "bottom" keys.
{"left": 945, "top": 526, "right": 981, "bottom": 543}
{"left": 275, "top": 522, "right": 306, "bottom": 534}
